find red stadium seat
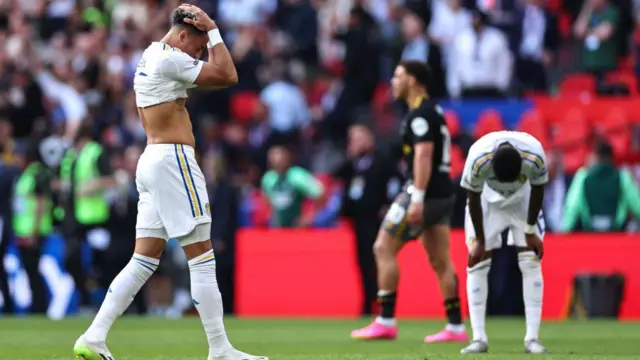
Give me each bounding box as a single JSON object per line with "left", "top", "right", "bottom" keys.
{"left": 473, "top": 109, "right": 505, "bottom": 139}
{"left": 553, "top": 108, "right": 590, "bottom": 148}
{"left": 559, "top": 74, "right": 596, "bottom": 98}
{"left": 251, "top": 189, "right": 271, "bottom": 227}
{"left": 516, "top": 109, "right": 550, "bottom": 149}
{"left": 553, "top": 109, "right": 591, "bottom": 173}
{"left": 449, "top": 145, "right": 465, "bottom": 179}
{"left": 231, "top": 91, "right": 260, "bottom": 123}
{"left": 600, "top": 109, "right": 632, "bottom": 161}
{"left": 444, "top": 110, "right": 461, "bottom": 137}
{"left": 604, "top": 71, "right": 638, "bottom": 95}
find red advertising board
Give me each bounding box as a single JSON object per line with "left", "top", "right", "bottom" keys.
{"left": 236, "top": 228, "right": 640, "bottom": 319}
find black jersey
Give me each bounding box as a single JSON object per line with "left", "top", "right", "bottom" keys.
{"left": 398, "top": 96, "right": 453, "bottom": 198}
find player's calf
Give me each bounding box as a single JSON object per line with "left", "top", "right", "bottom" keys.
{"left": 83, "top": 252, "right": 160, "bottom": 345}
{"left": 466, "top": 257, "right": 491, "bottom": 344}
{"left": 518, "top": 250, "right": 544, "bottom": 344}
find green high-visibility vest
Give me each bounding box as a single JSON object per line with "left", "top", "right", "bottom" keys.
{"left": 74, "top": 142, "right": 109, "bottom": 225}
{"left": 13, "top": 162, "right": 53, "bottom": 237}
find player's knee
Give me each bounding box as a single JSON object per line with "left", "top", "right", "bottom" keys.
{"left": 518, "top": 251, "right": 541, "bottom": 275}
{"left": 373, "top": 237, "right": 395, "bottom": 261}
{"left": 467, "top": 257, "right": 491, "bottom": 275}
{"left": 427, "top": 252, "right": 450, "bottom": 276}
{"left": 180, "top": 223, "right": 213, "bottom": 259}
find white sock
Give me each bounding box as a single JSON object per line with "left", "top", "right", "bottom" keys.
{"left": 518, "top": 251, "right": 543, "bottom": 342}
{"left": 467, "top": 258, "right": 491, "bottom": 343}
{"left": 188, "top": 249, "right": 233, "bottom": 357}
{"left": 85, "top": 253, "right": 159, "bottom": 343}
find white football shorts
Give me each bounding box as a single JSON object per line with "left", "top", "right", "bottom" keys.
{"left": 464, "top": 184, "right": 545, "bottom": 252}
{"left": 135, "top": 144, "right": 211, "bottom": 241}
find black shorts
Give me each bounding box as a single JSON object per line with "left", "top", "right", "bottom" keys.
{"left": 381, "top": 188, "right": 455, "bottom": 242}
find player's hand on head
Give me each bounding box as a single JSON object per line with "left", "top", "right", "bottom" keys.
{"left": 180, "top": 3, "right": 216, "bottom": 31}
{"left": 525, "top": 234, "right": 544, "bottom": 260}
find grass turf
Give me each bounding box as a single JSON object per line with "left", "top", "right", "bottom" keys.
{"left": 1, "top": 317, "right": 638, "bottom": 359}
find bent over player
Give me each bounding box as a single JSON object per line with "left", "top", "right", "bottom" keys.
{"left": 351, "top": 61, "right": 467, "bottom": 343}
{"left": 74, "top": 5, "right": 267, "bottom": 360}
{"left": 460, "top": 131, "right": 548, "bottom": 354}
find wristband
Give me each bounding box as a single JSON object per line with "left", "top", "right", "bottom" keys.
{"left": 524, "top": 224, "right": 536, "bottom": 235}
{"left": 410, "top": 189, "right": 425, "bottom": 203}
{"left": 207, "top": 29, "right": 223, "bottom": 48}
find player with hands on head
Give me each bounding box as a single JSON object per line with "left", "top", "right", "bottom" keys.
{"left": 73, "top": 4, "right": 267, "bottom": 360}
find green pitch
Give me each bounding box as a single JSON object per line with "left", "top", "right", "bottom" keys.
{"left": 1, "top": 317, "right": 639, "bottom": 359}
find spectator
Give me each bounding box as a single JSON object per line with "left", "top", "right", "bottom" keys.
{"left": 573, "top": 0, "right": 620, "bottom": 80}
{"left": 562, "top": 140, "right": 640, "bottom": 232}
{"left": 204, "top": 152, "right": 239, "bottom": 314}
{"left": 332, "top": 123, "right": 402, "bottom": 315}
{"left": 324, "top": 5, "right": 381, "bottom": 143}
{"left": 514, "top": 0, "right": 560, "bottom": 92}
{"left": 261, "top": 145, "right": 324, "bottom": 227}
{"left": 276, "top": 0, "right": 319, "bottom": 67}
{"left": 103, "top": 145, "right": 147, "bottom": 315}
{"left": 448, "top": 10, "right": 513, "bottom": 98}
{"left": 403, "top": 2, "right": 448, "bottom": 98}
{"left": 400, "top": 9, "right": 429, "bottom": 63}
{"left": 12, "top": 136, "right": 63, "bottom": 314}
{"left": 260, "top": 60, "right": 311, "bottom": 145}
{"left": 428, "top": 0, "right": 473, "bottom": 69}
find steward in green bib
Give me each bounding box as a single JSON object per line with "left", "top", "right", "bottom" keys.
{"left": 13, "top": 137, "right": 64, "bottom": 313}
{"left": 60, "top": 125, "right": 119, "bottom": 307}
{"left": 261, "top": 145, "right": 324, "bottom": 228}
{"left": 562, "top": 140, "right": 640, "bottom": 231}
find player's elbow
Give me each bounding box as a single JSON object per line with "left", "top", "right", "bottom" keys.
{"left": 196, "top": 67, "right": 238, "bottom": 87}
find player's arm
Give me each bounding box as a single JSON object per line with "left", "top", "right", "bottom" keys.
{"left": 181, "top": 4, "right": 237, "bottom": 87}
{"left": 409, "top": 115, "right": 435, "bottom": 203}
{"left": 193, "top": 27, "right": 238, "bottom": 87}
{"left": 461, "top": 146, "right": 488, "bottom": 245}
{"left": 525, "top": 146, "right": 549, "bottom": 236}
{"left": 290, "top": 167, "right": 325, "bottom": 227}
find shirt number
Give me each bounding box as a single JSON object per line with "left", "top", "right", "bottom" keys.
{"left": 440, "top": 125, "right": 451, "bottom": 173}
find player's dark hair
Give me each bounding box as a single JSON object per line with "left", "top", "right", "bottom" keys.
{"left": 398, "top": 60, "right": 431, "bottom": 89}
{"left": 171, "top": 7, "right": 205, "bottom": 34}
{"left": 492, "top": 143, "right": 522, "bottom": 182}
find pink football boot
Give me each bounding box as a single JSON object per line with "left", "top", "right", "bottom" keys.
{"left": 424, "top": 328, "right": 468, "bottom": 343}
{"left": 351, "top": 321, "right": 398, "bottom": 340}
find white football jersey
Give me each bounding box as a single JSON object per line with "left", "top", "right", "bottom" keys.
{"left": 461, "top": 131, "right": 548, "bottom": 201}
{"left": 133, "top": 42, "right": 203, "bottom": 108}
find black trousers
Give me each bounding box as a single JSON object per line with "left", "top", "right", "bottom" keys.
{"left": 64, "top": 224, "right": 108, "bottom": 306}
{"left": 18, "top": 241, "right": 48, "bottom": 314}
{"left": 516, "top": 58, "right": 548, "bottom": 92}
{"left": 353, "top": 219, "right": 379, "bottom": 315}
{"left": 216, "top": 260, "right": 235, "bottom": 315}
{"left": 0, "top": 216, "right": 14, "bottom": 313}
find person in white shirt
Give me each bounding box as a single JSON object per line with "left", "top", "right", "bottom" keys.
{"left": 448, "top": 10, "right": 513, "bottom": 98}
{"left": 460, "top": 131, "right": 548, "bottom": 355}
{"left": 73, "top": 4, "right": 267, "bottom": 360}
{"left": 428, "top": 0, "right": 472, "bottom": 67}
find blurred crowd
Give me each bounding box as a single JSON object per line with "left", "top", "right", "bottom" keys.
{"left": 1, "top": 0, "right": 640, "bottom": 317}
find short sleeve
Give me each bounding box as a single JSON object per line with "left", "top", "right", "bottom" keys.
{"left": 525, "top": 150, "right": 549, "bottom": 186}
{"left": 408, "top": 110, "right": 437, "bottom": 144}
{"left": 160, "top": 50, "right": 204, "bottom": 84}
{"left": 461, "top": 145, "right": 491, "bottom": 192}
